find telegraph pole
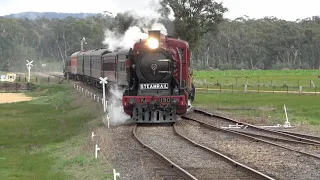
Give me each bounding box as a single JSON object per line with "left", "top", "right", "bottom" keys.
{"left": 80, "top": 37, "right": 87, "bottom": 51}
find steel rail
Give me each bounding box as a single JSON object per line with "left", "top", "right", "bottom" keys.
{"left": 193, "top": 108, "right": 320, "bottom": 145}
{"left": 228, "top": 130, "right": 320, "bottom": 146}
{"left": 272, "top": 130, "right": 320, "bottom": 142}
{"left": 181, "top": 116, "right": 320, "bottom": 159}
{"left": 172, "top": 124, "right": 275, "bottom": 180}
{"left": 132, "top": 124, "right": 198, "bottom": 180}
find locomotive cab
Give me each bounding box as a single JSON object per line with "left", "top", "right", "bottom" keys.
{"left": 122, "top": 30, "right": 195, "bottom": 123}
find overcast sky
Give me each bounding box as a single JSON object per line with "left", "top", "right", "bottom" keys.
{"left": 0, "top": 0, "right": 319, "bottom": 21}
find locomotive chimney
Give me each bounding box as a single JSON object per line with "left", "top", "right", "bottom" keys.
{"left": 148, "top": 30, "right": 161, "bottom": 41}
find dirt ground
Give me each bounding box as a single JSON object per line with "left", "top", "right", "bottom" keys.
{"left": 0, "top": 93, "right": 32, "bottom": 104}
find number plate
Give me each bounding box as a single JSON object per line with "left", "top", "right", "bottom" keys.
{"left": 160, "top": 97, "right": 171, "bottom": 103}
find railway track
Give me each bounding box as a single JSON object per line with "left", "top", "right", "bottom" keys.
{"left": 191, "top": 108, "right": 320, "bottom": 145}
{"left": 133, "top": 124, "right": 274, "bottom": 180}
{"left": 183, "top": 110, "right": 320, "bottom": 159}
{"left": 178, "top": 116, "right": 320, "bottom": 180}
{"left": 270, "top": 129, "right": 320, "bottom": 142}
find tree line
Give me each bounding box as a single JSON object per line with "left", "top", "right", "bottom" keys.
{"left": 1, "top": 0, "right": 320, "bottom": 71}
{"left": 193, "top": 16, "right": 320, "bottom": 70}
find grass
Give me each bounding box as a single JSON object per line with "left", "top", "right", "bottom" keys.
{"left": 194, "top": 70, "right": 320, "bottom": 130}
{"left": 192, "top": 70, "right": 320, "bottom": 131}
{"left": 0, "top": 83, "right": 112, "bottom": 180}
{"left": 194, "top": 92, "right": 320, "bottom": 128}
{"left": 193, "top": 69, "right": 320, "bottom": 89}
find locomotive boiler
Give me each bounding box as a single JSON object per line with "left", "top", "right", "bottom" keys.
{"left": 122, "top": 30, "right": 195, "bottom": 123}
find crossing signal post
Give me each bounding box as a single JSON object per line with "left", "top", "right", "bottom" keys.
{"left": 26, "top": 60, "right": 33, "bottom": 83}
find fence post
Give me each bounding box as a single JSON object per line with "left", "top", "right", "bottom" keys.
{"left": 299, "top": 86, "right": 302, "bottom": 94}
{"left": 232, "top": 85, "right": 233, "bottom": 93}
{"left": 310, "top": 80, "right": 311, "bottom": 88}
{"left": 273, "top": 86, "right": 275, "bottom": 95}
{"left": 287, "top": 86, "right": 288, "bottom": 94}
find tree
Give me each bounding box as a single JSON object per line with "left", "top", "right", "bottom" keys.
{"left": 158, "top": 0, "right": 227, "bottom": 49}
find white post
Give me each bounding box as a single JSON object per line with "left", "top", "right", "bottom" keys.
{"left": 284, "top": 104, "right": 291, "bottom": 128}
{"left": 94, "top": 94, "right": 96, "bottom": 100}
{"left": 26, "top": 60, "right": 33, "bottom": 83}
{"left": 107, "top": 114, "right": 110, "bottom": 128}
{"left": 104, "top": 100, "right": 108, "bottom": 112}
{"left": 299, "top": 86, "right": 302, "bottom": 94}
{"left": 244, "top": 85, "right": 247, "bottom": 93}
{"left": 99, "top": 77, "right": 108, "bottom": 112}
{"left": 91, "top": 132, "right": 96, "bottom": 141}
{"left": 95, "top": 144, "right": 100, "bottom": 158}
{"left": 113, "top": 169, "right": 120, "bottom": 180}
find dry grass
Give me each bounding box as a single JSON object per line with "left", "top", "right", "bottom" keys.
{"left": 0, "top": 93, "right": 32, "bottom": 104}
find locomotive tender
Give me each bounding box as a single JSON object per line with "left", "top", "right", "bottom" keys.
{"left": 64, "top": 30, "right": 195, "bottom": 123}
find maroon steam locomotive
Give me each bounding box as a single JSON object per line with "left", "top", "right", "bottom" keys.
{"left": 122, "top": 30, "right": 195, "bottom": 123}
{"left": 64, "top": 30, "right": 195, "bottom": 123}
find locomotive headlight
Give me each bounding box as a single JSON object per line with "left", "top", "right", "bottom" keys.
{"left": 147, "top": 38, "right": 159, "bottom": 49}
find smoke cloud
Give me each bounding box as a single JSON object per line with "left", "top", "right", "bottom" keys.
{"left": 103, "top": 11, "right": 169, "bottom": 51}
{"left": 105, "top": 86, "right": 130, "bottom": 126}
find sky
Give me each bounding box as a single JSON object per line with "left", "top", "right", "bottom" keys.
{"left": 0, "top": 0, "right": 319, "bottom": 21}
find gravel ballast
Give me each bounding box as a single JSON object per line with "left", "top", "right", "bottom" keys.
{"left": 136, "top": 125, "right": 266, "bottom": 180}
{"left": 175, "top": 119, "right": 320, "bottom": 180}
{"left": 106, "top": 124, "right": 184, "bottom": 180}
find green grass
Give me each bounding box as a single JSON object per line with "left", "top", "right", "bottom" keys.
{"left": 0, "top": 83, "right": 111, "bottom": 180}
{"left": 194, "top": 92, "right": 320, "bottom": 127}
{"left": 193, "top": 69, "right": 320, "bottom": 89}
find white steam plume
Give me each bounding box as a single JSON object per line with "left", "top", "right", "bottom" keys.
{"left": 103, "top": 26, "right": 148, "bottom": 52}
{"left": 103, "top": 12, "right": 168, "bottom": 51}
{"left": 105, "top": 86, "right": 130, "bottom": 126}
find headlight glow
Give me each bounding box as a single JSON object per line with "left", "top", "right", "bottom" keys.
{"left": 147, "top": 38, "right": 159, "bottom": 49}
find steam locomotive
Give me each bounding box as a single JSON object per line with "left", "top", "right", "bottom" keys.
{"left": 64, "top": 30, "right": 195, "bottom": 123}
